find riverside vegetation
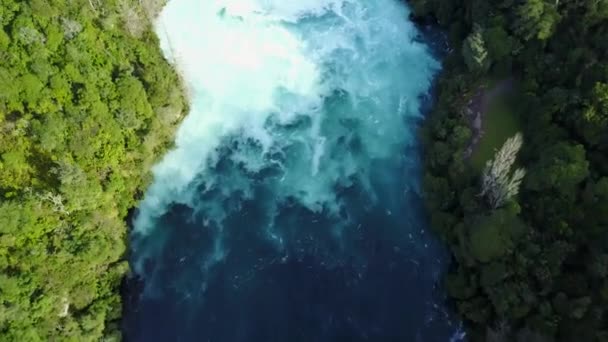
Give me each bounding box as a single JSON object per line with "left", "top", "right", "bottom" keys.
{"left": 0, "top": 0, "right": 185, "bottom": 340}
{"left": 412, "top": 0, "right": 608, "bottom": 341}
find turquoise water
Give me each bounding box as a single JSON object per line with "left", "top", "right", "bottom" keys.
{"left": 125, "top": 0, "right": 461, "bottom": 340}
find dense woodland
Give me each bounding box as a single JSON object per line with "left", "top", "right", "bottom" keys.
{"left": 0, "top": 0, "right": 184, "bottom": 340}
{"left": 412, "top": 0, "right": 608, "bottom": 341}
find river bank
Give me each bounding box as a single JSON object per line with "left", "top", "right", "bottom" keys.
{"left": 414, "top": 2, "right": 608, "bottom": 341}
{"left": 0, "top": 1, "right": 185, "bottom": 340}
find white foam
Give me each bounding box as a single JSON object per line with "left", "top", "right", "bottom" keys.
{"left": 134, "top": 0, "right": 439, "bottom": 237}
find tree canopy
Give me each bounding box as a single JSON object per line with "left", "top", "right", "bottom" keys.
{"left": 415, "top": 0, "right": 608, "bottom": 340}
{"left": 0, "top": 0, "right": 185, "bottom": 340}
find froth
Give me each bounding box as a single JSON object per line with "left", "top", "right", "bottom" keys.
{"left": 134, "top": 0, "right": 439, "bottom": 242}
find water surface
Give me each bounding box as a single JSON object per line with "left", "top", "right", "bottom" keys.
{"left": 124, "top": 1, "right": 460, "bottom": 340}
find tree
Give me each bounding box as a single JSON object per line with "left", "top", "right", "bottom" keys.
{"left": 516, "top": 327, "right": 551, "bottom": 342}
{"left": 582, "top": 177, "right": 608, "bottom": 235}
{"left": 140, "top": 0, "right": 169, "bottom": 18}
{"left": 581, "top": 0, "right": 608, "bottom": 25}
{"left": 512, "top": 0, "right": 560, "bottom": 41}
{"left": 481, "top": 133, "right": 526, "bottom": 209}
{"left": 462, "top": 24, "right": 491, "bottom": 73}
{"left": 484, "top": 26, "right": 515, "bottom": 61}
{"left": 37, "top": 192, "right": 69, "bottom": 215}
{"left": 61, "top": 17, "right": 82, "bottom": 40}
{"left": 468, "top": 208, "right": 526, "bottom": 262}
{"left": 416, "top": 0, "right": 608, "bottom": 340}
{"left": 0, "top": 0, "right": 185, "bottom": 339}
{"left": 119, "top": 0, "right": 145, "bottom": 38}
{"left": 578, "top": 82, "right": 608, "bottom": 145}
{"left": 525, "top": 142, "right": 589, "bottom": 191}
{"left": 487, "top": 321, "right": 511, "bottom": 342}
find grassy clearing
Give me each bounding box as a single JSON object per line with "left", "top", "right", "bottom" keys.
{"left": 470, "top": 94, "right": 522, "bottom": 172}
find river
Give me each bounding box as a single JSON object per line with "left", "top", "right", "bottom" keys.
{"left": 123, "top": 1, "right": 462, "bottom": 341}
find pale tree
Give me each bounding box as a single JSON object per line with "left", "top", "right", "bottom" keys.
{"left": 87, "top": 0, "right": 102, "bottom": 14}
{"left": 480, "top": 133, "right": 526, "bottom": 209}
{"left": 119, "top": 0, "right": 146, "bottom": 38}
{"left": 61, "top": 18, "right": 82, "bottom": 40}
{"left": 38, "top": 191, "right": 69, "bottom": 215}
{"left": 462, "top": 24, "right": 491, "bottom": 73}
{"left": 18, "top": 27, "right": 45, "bottom": 45}
{"left": 140, "top": 0, "right": 168, "bottom": 19}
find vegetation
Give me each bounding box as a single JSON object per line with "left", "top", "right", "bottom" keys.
{"left": 470, "top": 95, "right": 521, "bottom": 171}
{"left": 2, "top": 0, "right": 607, "bottom": 340}
{"left": 0, "top": 0, "right": 184, "bottom": 340}
{"left": 413, "top": 0, "right": 608, "bottom": 340}
{"left": 480, "top": 133, "right": 526, "bottom": 210}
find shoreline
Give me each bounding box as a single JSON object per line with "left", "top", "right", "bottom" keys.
{"left": 414, "top": 2, "right": 608, "bottom": 341}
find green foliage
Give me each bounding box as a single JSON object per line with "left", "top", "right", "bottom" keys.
{"left": 0, "top": 0, "right": 184, "bottom": 340}
{"left": 582, "top": 178, "right": 608, "bottom": 235}
{"left": 513, "top": 0, "right": 560, "bottom": 41}
{"left": 525, "top": 142, "right": 589, "bottom": 195}
{"left": 578, "top": 82, "right": 608, "bottom": 145}
{"left": 483, "top": 26, "right": 515, "bottom": 61}
{"left": 468, "top": 209, "right": 525, "bottom": 263}
{"left": 416, "top": 0, "right": 608, "bottom": 339}
{"left": 446, "top": 269, "right": 477, "bottom": 299}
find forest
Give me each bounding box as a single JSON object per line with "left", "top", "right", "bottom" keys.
{"left": 0, "top": 0, "right": 184, "bottom": 340}
{"left": 412, "top": 0, "right": 608, "bottom": 340}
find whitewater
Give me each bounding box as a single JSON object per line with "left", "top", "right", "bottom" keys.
{"left": 125, "top": 0, "right": 461, "bottom": 340}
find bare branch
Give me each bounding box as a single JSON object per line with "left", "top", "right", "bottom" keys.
{"left": 37, "top": 192, "right": 70, "bottom": 215}
{"left": 119, "top": 0, "right": 146, "bottom": 38}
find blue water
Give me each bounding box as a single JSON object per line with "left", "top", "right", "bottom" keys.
{"left": 124, "top": 1, "right": 461, "bottom": 341}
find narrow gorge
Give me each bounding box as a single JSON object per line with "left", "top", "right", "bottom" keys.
{"left": 124, "top": 1, "right": 460, "bottom": 340}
